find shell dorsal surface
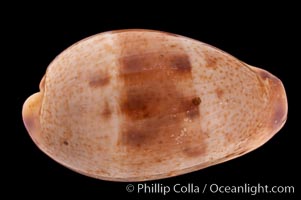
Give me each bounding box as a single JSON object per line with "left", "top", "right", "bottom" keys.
{"left": 22, "top": 29, "right": 287, "bottom": 181}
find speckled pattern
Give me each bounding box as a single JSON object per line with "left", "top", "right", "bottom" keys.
{"left": 22, "top": 29, "right": 287, "bottom": 181}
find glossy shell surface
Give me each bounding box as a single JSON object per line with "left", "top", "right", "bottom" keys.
{"left": 22, "top": 29, "right": 287, "bottom": 181}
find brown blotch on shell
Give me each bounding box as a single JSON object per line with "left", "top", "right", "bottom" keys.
{"left": 119, "top": 52, "right": 200, "bottom": 149}
{"left": 215, "top": 88, "right": 224, "bottom": 99}
{"left": 192, "top": 97, "right": 202, "bottom": 106}
{"left": 182, "top": 145, "right": 206, "bottom": 157}
{"left": 89, "top": 75, "right": 111, "bottom": 87}
{"left": 102, "top": 101, "right": 112, "bottom": 118}
{"left": 117, "top": 33, "right": 204, "bottom": 156}
{"left": 170, "top": 54, "right": 192, "bottom": 72}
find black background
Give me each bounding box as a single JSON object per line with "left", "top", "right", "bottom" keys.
{"left": 12, "top": 4, "right": 298, "bottom": 200}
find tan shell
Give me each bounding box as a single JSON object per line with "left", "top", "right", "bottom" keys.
{"left": 22, "top": 29, "right": 287, "bottom": 181}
